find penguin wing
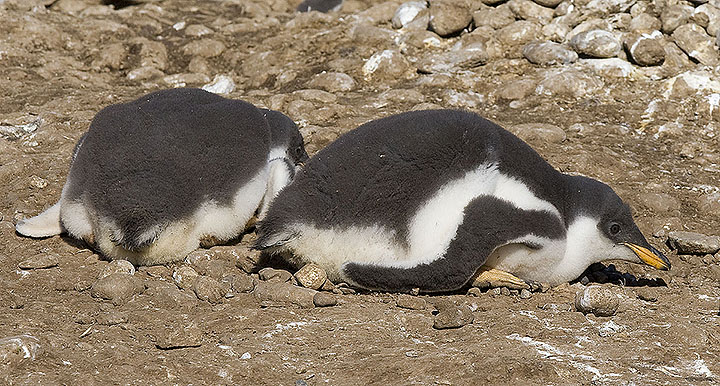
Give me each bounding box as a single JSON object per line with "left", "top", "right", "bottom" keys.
{"left": 340, "top": 195, "right": 566, "bottom": 292}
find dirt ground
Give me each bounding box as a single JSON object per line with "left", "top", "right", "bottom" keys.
{"left": 1, "top": 0, "right": 719, "bottom": 384}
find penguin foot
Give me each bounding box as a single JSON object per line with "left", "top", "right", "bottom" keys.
{"left": 470, "top": 267, "right": 530, "bottom": 290}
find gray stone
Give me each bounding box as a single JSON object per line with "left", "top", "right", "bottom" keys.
{"left": 396, "top": 294, "right": 428, "bottom": 310}
{"left": 156, "top": 322, "right": 202, "bottom": 349}
{"left": 673, "top": 23, "right": 720, "bottom": 66}
{"left": 574, "top": 285, "right": 619, "bottom": 317}
{"left": 509, "top": 0, "right": 554, "bottom": 24}
{"left": 182, "top": 38, "right": 225, "bottom": 58}
{"left": 392, "top": 1, "right": 427, "bottom": 29}
{"left": 91, "top": 273, "right": 144, "bottom": 305}
{"left": 91, "top": 42, "right": 126, "bottom": 71}
{"left": 428, "top": 0, "right": 472, "bottom": 37}
{"left": 362, "top": 50, "right": 413, "bottom": 81}
{"left": 131, "top": 37, "right": 168, "bottom": 71}
{"left": 254, "top": 281, "right": 317, "bottom": 308}
{"left": 536, "top": 68, "right": 603, "bottom": 98}
{"left": 569, "top": 29, "right": 621, "bottom": 58}
{"left": 523, "top": 40, "right": 578, "bottom": 65}
{"left": 99, "top": 260, "right": 135, "bottom": 279}
{"left": 126, "top": 66, "right": 164, "bottom": 81}
{"left": 583, "top": 0, "right": 635, "bottom": 17}
{"left": 532, "top": 0, "right": 563, "bottom": 7}
{"left": 18, "top": 253, "right": 58, "bottom": 270}
{"left": 496, "top": 20, "right": 542, "bottom": 47}
{"left": 173, "top": 266, "right": 199, "bottom": 290}
{"left": 624, "top": 31, "right": 665, "bottom": 66}
{"left": 313, "top": 292, "right": 337, "bottom": 307}
{"left": 417, "top": 42, "right": 488, "bottom": 73}
{"left": 667, "top": 231, "right": 720, "bottom": 255}
{"left": 580, "top": 58, "right": 636, "bottom": 78}
{"left": 185, "top": 24, "right": 213, "bottom": 37}
{"left": 542, "top": 21, "right": 572, "bottom": 42}
{"left": 693, "top": 4, "right": 720, "bottom": 37}
{"left": 508, "top": 123, "right": 566, "bottom": 143}
{"left": 519, "top": 289, "right": 532, "bottom": 299}
{"left": 308, "top": 72, "right": 356, "bottom": 92}
{"left": 221, "top": 273, "right": 256, "bottom": 293}
{"left": 433, "top": 300, "right": 474, "bottom": 329}
{"left": 496, "top": 78, "right": 538, "bottom": 100}
{"left": 629, "top": 13, "right": 662, "bottom": 32}
{"left": 193, "top": 276, "right": 230, "bottom": 303}
{"left": 661, "top": 4, "right": 694, "bottom": 34}
{"left": 294, "top": 263, "right": 328, "bottom": 290}
{"left": 567, "top": 19, "right": 613, "bottom": 39}
{"left": 258, "top": 267, "right": 294, "bottom": 283}
{"left": 472, "top": 4, "right": 515, "bottom": 30}
{"left": 162, "top": 73, "right": 211, "bottom": 88}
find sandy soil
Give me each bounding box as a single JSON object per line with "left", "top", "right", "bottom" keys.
{"left": 1, "top": 0, "right": 719, "bottom": 384}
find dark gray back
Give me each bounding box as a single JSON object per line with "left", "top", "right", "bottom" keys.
{"left": 259, "top": 109, "right": 569, "bottom": 243}
{"left": 65, "top": 88, "right": 271, "bottom": 246}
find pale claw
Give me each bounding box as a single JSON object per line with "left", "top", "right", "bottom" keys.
{"left": 470, "top": 267, "right": 530, "bottom": 290}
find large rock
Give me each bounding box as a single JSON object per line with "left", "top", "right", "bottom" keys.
{"left": 253, "top": 281, "right": 318, "bottom": 308}
{"left": 362, "top": 50, "right": 413, "bottom": 81}
{"left": 569, "top": 29, "right": 621, "bottom": 58}
{"left": 523, "top": 40, "right": 578, "bottom": 65}
{"left": 536, "top": 68, "right": 603, "bottom": 98}
{"left": 392, "top": 1, "right": 427, "bottom": 29}
{"left": 294, "top": 263, "right": 328, "bottom": 290}
{"left": 495, "top": 20, "right": 542, "bottom": 47}
{"left": 575, "top": 285, "right": 619, "bottom": 317}
{"left": 629, "top": 13, "right": 662, "bottom": 32}
{"left": 673, "top": 23, "right": 720, "bottom": 66}
{"left": 692, "top": 4, "right": 720, "bottom": 37}
{"left": 91, "top": 273, "right": 144, "bottom": 305}
{"left": 428, "top": 0, "right": 472, "bottom": 37}
{"left": 472, "top": 4, "right": 515, "bottom": 30}
{"left": 667, "top": 231, "right": 720, "bottom": 255}
{"left": 509, "top": 0, "right": 554, "bottom": 24}
{"left": 624, "top": 30, "right": 665, "bottom": 66}
{"left": 661, "top": 4, "right": 694, "bottom": 34}
{"left": 416, "top": 42, "right": 488, "bottom": 73}
{"left": 583, "top": 0, "right": 635, "bottom": 16}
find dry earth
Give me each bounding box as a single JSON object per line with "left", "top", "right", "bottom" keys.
{"left": 1, "top": 0, "right": 719, "bottom": 384}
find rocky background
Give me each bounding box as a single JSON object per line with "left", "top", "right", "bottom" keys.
{"left": 1, "top": 0, "right": 719, "bottom": 384}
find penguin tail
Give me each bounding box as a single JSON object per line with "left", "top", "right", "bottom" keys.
{"left": 16, "top": 201, "right": 64, "bottom": 238}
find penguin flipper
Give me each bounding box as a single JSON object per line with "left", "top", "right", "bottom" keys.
{"left": 341, "top": 196, "right": 565, "bottom": 293}
{"left": 15, "top": 201, "right": 64, "bottom": 238}
{"left": 253, "top": 227, "right": 298, "bottom": 250}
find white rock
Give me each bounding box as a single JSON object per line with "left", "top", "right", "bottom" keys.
{"left": 523, "top": 40, "right": 578, "bottom": 65}
{"left": 579, "top": 58, "right": 637, "bottom": 78}
{"left": 392, "top": 1, "right": 427, "bottom": 29}
{"left": 663, "top": 70, "right": 720, "bottom": 99}
{"left": 201, "top": 74, "right": 236, "bottom": 94}
{"left": 536, "top": 68, "right": 603, "bottom": 98}
{"left": 569, "top": 29, "right": 621, "bottom": 58}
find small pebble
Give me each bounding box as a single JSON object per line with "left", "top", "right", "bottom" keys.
{"left": 98, "top": 260, "right": 135, "bottom": 279}
{"left": 313, "top": 292, "right": 338, "bottom": 307}
{"left": 201, "top": 74, "right": 235, "bottom": 95}
{"left": 18, "top": 253, "right": 59, "bottom": 270}
{"left": 574, "top": 285, "right": 619, "bottom": 317}
{"left": 173, "top": 266, "right": 199, "bottom": 290}
{"left": 258, "top": 268, "right": 294, "bottom": 283}
{"left": 433, "top": 300, "right": 474, "bottom": 329}
{"left": 396, "top": 294, "right": 427, "bottom": 310}
{"left": 254, "top": 281, "right": 317, "bottom": 308}
{"left": 428, "top": 0, "right": 472, "bottom": 37}
{"left": 519, "top": 289, "right": 532, "bottom": 299}
{"left": 308, "top": 72, "right": 356, "bottom": 92}
{"left": 193, "top": 276, "right": 230, "bottom": 303}
{"left": 91, "top": 273, "right": 144, "bottom": 305}
{"left": 294, "top": 263, "right": 328, "bottom": 290}
{"left": 466, "top": 287, "right": 482, "bottom": 297}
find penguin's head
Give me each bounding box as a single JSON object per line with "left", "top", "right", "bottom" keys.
{"left": 261, "top": 108, "right": 309, "bottom": 166}
{"left": 568, "top": 175, "right": 671, "bottom": 271}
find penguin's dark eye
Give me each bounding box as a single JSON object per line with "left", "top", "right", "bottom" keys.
{"left": 609, "top": 223, "right": 621, "bottom": 235}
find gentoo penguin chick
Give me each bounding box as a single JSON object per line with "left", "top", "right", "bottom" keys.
{"left": 254, "top": 109, "right": 670, "bottom": 293}
{"left": 16, "top": 88, "right": 308, "bottom": 266}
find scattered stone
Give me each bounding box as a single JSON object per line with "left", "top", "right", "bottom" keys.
{"left": 428, "top": 0, "right": 472, "bottom": 37}
{"left": 433, "top": 300, "right": 474, "bottom": 329}
{"left": 163, "top": 73, "right": 211, "bottom": 88}
{"left": 91, "top": 42, "right": 126, "bottom": 71}
{"left": 583, "top": 0, "right": 634, "bottom": 16}
{"left": 667, "top": 231, "right": 720, "bottom": 255}
{"left": 542, "top": 20, "right": 571, "bottom": 42}
{"left": 673, "top": 23, "right": 720, "bottom": 66}
{"left": 635, "top": 288, "right": 657, "bottom": 302}
{"left": 523, "top": 40, "right": 578, "bottom": 65}
{"left": 466, "top": 287, "right": 483, "bottom": 297}
{"left": 253, "top": 281, "right": 317, "bottom": 308}
{"left": 392, "top": 1, "right": 427, "bottom": 29}
{"left": 574, "top": 285, "right": 619, "bottom": 317}
{"left": 156, "top": 322, "right": 202, "bottom": 349}
{"left": 235, "top": 249, "right": 261, "bottom": 273}
{"left": 489, "top": 287, "right": 502, "bottom": 297}
{"left": 294, "top": 263, "right": 328, "bottom": 290}
{"left": 692, "top": 4, "right": 720, "bottom": 37}
{"left": 0, "top": 118, "right": 41, "bottom": 140}
{"left": 536, "top": 68, "right": 603, "bottom": 98}
{"left": 509, "top": 0, "right": 554, "bottom": 24}
{"left": 185, "top": 24, "right": 213, "bottom": 37}
{"left": 500, "top": 287, "right": 512, "bottom": 296}
{"left": 661, "top": 4, "right": 694, "bottom": 34}
{"left": 182, "top": 38, "right": 225, "bottom": 58}
{"left": 313, "top": 292, "right": 337, "bottom": 307}
{"left": 497, "top": 78, "right": 538, "bottom": 100}
{"left": 18, "top": 253, "right": 58, "bottom": 270}
{"left": 473, "top": 4, "right": 515, "bottom": 30}
{"left": 496, "top": 20, "right": 542, "bottom": 48}
{"left": 173, "top": 266, "right": 199, "bottom": 290}
{"left": 508, "top": 123, "right": 566, "bottom": 143}
{"left": 201, "top": 74, "right": 235, "bottom": 94}
{"left": 629, "top": 13, "right": 662, "bottom": 32}
{"left": 98, "top": 260, "right": 135, "bottom": 279}
{"left": 598, "top": 320, "right": 625, "bottom": 337}
{"left": 519, "top": 289, "right": 532, "bottom": 299}
{"left": 131, "top": 37, "right": 168, "bottom": 71}
{"left": 0, "top": 335, "right": 42, "bottom": 366}
{"left": 193, "top": 276, "right": 230, "bottom": 303}
{"left": 221, "top": 273, "right": 255, "bottom": 293}
{"left": 362, "top": 50, "right": 413, "bottom": 81}
{"left": 126, "top": 66, "right": 165, "bottom": 81}
{"left": 569, "top": 29, "right": 621, "bottom": 58}
{"left": 258, "top": 268, "right": 294, "bottom": 283}
{"left": 91, "top": 273, "right": 144, "bottom": 305}
{"left": 580, "top": 58, "right": 636, "bottom": 78}
{"left": 533, "top": 0, "right": 563, "bottom": 7}
{"left": 308, "top": 72, "right": 356, "bottom": 92}
{"left": 397, "top": 294, "right": 427, "bottom": 310}
{"left": 637, "top": 192, "right": 678, "bottom": 213}
{"left": 624, "top": 31, "right": 665, "bottom": 66}
{"left": 416, "top": 42, "right": 488, "bottom": 73}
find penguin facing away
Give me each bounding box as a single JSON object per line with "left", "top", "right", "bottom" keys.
{"left": 16, "top": 88, "right": 308, "bottom": 266}
{"left": 254, "top": 109, "right": 670, "bottom": 293}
